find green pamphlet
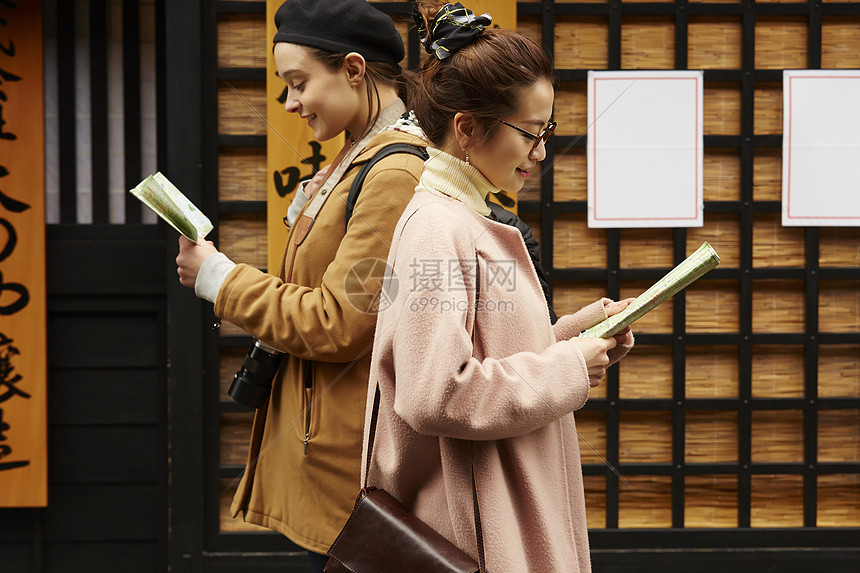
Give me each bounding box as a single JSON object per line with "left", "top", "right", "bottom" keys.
{"left": 129, "top": 172, "right": 213, "bottom": 241}
{"left": 580, "top": 242, "right": 721, "bottom": 339}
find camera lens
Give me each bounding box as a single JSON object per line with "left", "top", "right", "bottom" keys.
{"left": 228, "top": 340, "right": 283, "bottom": 408}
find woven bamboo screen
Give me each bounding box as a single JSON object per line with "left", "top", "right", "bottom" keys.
{"left": 212, "top": 0, "right": 860, "bottom": 542}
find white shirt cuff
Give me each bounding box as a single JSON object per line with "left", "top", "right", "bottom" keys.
{"left": 286, "top": 181, "right": 311, "bottom": 226}
{"left": 194, "top": 251, "right": 236, "bottom": 304}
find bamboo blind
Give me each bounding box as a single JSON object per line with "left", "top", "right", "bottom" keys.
{"left": 822, "top": 16, "right": 860, "bottom": 68}
{"left": 218, "top": 147, "right": 268, "bottom": 202}
{"left": 688, "top": 18, "right": 742, "bottom": 70}
{"left": 620, "top": 412, "right": 673, "bottom": 463}
{"left": 620, "top": 229, "right": 675, "bottom": 268}
{"left": 751, "top": 345, "right": 805, "bottom": 398}
{"left": 212, "top": 2, "right": 860, "bottom": 536}
{"left": 618, "top": 476, "right": 673, "bottom": 529}
{"left": 751, "top": 474, "right": 804, "bottom": 527}
{"left": 685, "top": 476, "right": 738, "bottom": 527}
{"left": 217, "top": 13, "right": 266, "bottom": 68}
{"left": 704, "top": 148, "right": 740, "bottom": 201}
{"left": 687, "top": 345, "right": 739, "bottom": 398}
{"left": 621, "top": 17, "right": 675, "bottom": 70}
{"left": 753, "top": 148, "right": 782, "bottom": 201}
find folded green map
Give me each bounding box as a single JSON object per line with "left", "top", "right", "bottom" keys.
{"left": 580, "top": 242, "right": 721, "bottom": 339}
{"left": 129, "top": 172, "right": 213, "bottom": 241}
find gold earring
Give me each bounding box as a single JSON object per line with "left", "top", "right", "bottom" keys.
{"left": 465, "top": 150, "right": 470, "bottom": 165}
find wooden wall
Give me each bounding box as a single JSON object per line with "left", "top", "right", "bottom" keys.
{"left": 206, "top": 0, "right": 860, "bottom": 568}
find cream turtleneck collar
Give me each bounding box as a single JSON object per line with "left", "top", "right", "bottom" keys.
{"left": 415, "top": 147, "right": 498, "bottom": 216}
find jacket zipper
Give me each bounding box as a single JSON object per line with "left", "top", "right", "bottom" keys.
{"left": 303, "top": 365, "right": 313, "bottom": 455}
{"left": 304, "top": 386, "right": 312, "bottom": 455}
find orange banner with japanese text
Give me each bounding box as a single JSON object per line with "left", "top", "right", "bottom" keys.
{"left": 266, "top": 0, "right": 345, "bottom": 274}
{"left": 0, "top": 0, "right": 48, "bottom": 507}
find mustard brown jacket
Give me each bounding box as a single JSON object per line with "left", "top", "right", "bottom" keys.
{"left": 220, "top": 127, "right": 426, "bottom": 553}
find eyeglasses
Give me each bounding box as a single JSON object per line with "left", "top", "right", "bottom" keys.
{"left": 494, "top": 118, "right": 557, "bottom": 154}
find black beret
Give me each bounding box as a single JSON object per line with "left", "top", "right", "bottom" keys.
{"left": 273, "top": 0, "right": 405, "bottom": 64}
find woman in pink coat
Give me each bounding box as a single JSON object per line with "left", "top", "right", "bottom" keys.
{"left": 360, "top": 2, "right": 635, "bottom": 571}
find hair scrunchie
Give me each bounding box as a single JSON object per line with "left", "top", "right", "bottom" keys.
{"left": 414, "top": 2, "right": 493, "bottom": 61}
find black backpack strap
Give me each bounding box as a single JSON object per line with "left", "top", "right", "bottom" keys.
{"left": 345, "top": 143, "right": 429, "bottom": 230}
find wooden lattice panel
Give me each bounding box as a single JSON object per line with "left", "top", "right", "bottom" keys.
{"left": 552, "top": 148, "right": 588, "bottom": 202}
{"left": 554, "top": 82, "right": 588, "bottom": 137}
{"left": 517, "top": 15, "right": 542, "bottom": 47}
{"left": 751, "top": 475, "right": 804, "bottom": 527}
{"left": 753, "top": 148, "right": 783, "bottom": 201}
{"left": 752, "top": 213, "right": 805, "bottom": 268}
{"left": 820, "top": 228, "right": 860, "bottom": 266}
{"left": 583, "top": 475, "right": 607, "bottom": 529}
{"left": 619, "top": 411, "right": 673, "bottom": 463}
{"left": 686, "top": 411, "right": 738, "bottom": 464}
{"left": 218, "top": 212, "right": 268, "bottom": 269}
{"left": 621, "top": 17, "right": 675, "bottom": 69}
{"left": 620, "top": 229, "right": 674, "bottom": 268}
{"left": 555, "top": 16, "right": 609, "bottom": 70}
{"left": 818, "top": 474, "right": 860, "bottom": 527}
{"left": 686, "top": 280, "right": 740, "bottom": 333}
{"left": 751, "top": 279, "right": 806, "bottom": 333}
{"left": 553, "top": 214, "right": 607, "bottom": 268}
{"left": 818, "top": 410, "right": 860, "bottom": 462}
{"left": 219, "top": 146, "right": 268, "bottom": 202}
{"left": 751, "top": 345, "right": 805, "bottom": 398}
{"left": 820, "top": 281, "right": 860, "bottom": 332}
{"left": 218, "top": 80, "right": 267, "bottom": 136}
{"left": 577, "top": 410, "right": 607, "bottom": 464}
{"left": 688, "top": 214, "right": 741, "bottom": 268}
{"left": 755, "top": 16, "right": 808, "bottom": 69}
{"left": 818, "top": 345, "right": 860, "bottom": 398}
{"left": 688, "top": 17, "right": 742, "bottom": 70}
{"left": 703, "top": 148, "right": 741, "bottom": 201}
{"left": 217, "top": 13, "right": 266, "bottom": 68}
{"left": 686, "top": 345, "right": 740, "bottom": 398}
{"left": 220, "top": 412, "right": 254, "bottom": 466}
{"left": 685, "top": 475, "right": 738, "bottom": 527}
{"left": 618, "top": 476, "right": 673, "bottom": 529}
{"left": 822, "top": 16, "right": 860, "bottom": 68}
{"left": 754, "top": 82, "right": 783, "bottom": 135}
{"left": 751, "top": 410, "right": 804, "bottom": 462}
{"left": 704, "top": 82, "right": 742, "bottom": 135}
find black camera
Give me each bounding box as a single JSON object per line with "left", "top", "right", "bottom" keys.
{"left": 228, "top": 339, "right": 284, "bottom": 409}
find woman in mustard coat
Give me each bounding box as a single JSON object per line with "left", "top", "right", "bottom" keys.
{"left": 175, "top": 1, "right": 426, "bottom": 571}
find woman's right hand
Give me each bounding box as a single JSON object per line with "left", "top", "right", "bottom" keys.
{"left": 176, "top": 235, "right": 218, "bottom": 288}
{"left": 571, "top": 336, "right": 618, "bottom": 387}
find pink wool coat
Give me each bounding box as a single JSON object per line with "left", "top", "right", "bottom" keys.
{"left": 362, "top": 188, "right": 633, "bottom": 572}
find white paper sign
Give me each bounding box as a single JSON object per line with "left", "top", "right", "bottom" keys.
{"left": 782, "top": 70, "right": 860, "bottom": 227}
{"left": 587, "top": 71, "right": 703, "bottom": 228}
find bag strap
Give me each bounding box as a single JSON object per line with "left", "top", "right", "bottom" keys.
{"left": 344, "top": 143, "right": 429, "bottom": 231}
{"left": 470, "top": 259, "right": 486, "bottom": 571}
